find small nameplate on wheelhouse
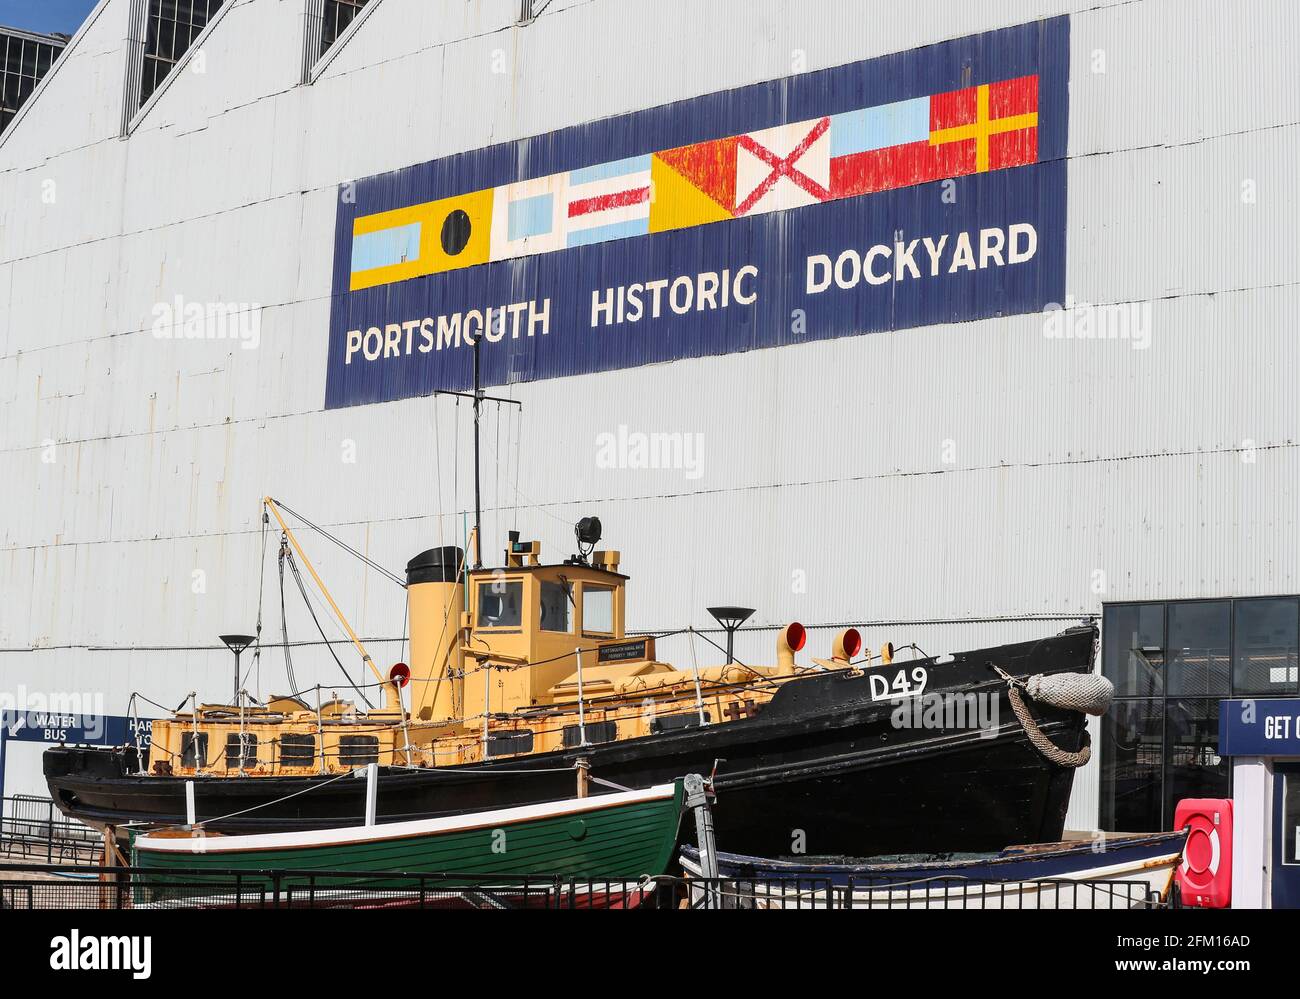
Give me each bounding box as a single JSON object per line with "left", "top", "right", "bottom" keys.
{"left": 598, "top": 640, "right": 648, "bottom": 664}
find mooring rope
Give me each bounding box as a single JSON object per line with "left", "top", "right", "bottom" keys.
{"left": 991, "top": 665, "right": 1111, "bottom": 769}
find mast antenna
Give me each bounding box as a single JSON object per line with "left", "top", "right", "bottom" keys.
{"left": 473, "top": 336, "right": 483, "bottom": 569}
{"left": 427, "top": 335, "right": 521, "bottom": 570}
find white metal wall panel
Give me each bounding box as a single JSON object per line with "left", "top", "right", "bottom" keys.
{"left": 1, "top": 0, "right": 1297, "bottom": 827}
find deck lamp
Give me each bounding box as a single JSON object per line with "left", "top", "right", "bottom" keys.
{"left": 707, "top": 607, "right": 755, "bottom": 665}
{"left": 219, "top": 634, "right": 256, "bottom": 705}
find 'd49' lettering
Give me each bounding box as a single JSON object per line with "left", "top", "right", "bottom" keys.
{"left": 868, "top": 667, "right": 929, "bottom": 702}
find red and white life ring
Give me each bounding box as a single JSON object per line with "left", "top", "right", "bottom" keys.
{"left": 1174, "top": 798, "right": 1232, "bottom": 908}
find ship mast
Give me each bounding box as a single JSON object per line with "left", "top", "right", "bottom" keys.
{"left": 472, "top": 337, "right": 483, "bottom": 569}
{"left": 434, "top": 333, "right": 521, "bottom": 570}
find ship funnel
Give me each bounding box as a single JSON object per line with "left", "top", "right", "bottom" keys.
{"left": 406, "top": 547, "right": 464, "bottom": 586}
{"left": 776, "top": 622, "right": 806, "bottom": 676}
{"left": 405, "top": 546, "right": 466, "bottom": 721}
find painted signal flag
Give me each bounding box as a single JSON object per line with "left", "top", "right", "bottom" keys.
{"left": 348, "top": 74, "right": 1039, "bottom": 292}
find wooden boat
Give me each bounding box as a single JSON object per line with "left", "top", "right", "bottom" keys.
{"left": 132, "top": 778, "right": 687, "bottom": 895}
{"left": 679, "top": 831, "right": 1187, "bottom": 910}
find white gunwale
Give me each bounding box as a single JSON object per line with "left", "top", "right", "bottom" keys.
{"left": 135, "top": 780, "right": 678, "bottom": 854}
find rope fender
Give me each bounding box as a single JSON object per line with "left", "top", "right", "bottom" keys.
{"left": 992, "top": 667, "right": 1115, "bottom": 769}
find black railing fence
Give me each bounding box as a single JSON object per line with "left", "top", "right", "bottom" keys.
{"left": 0, "top": 796, "right": 101, "bottom": 865}
{"left": 0, "top": 862, "right": 1177, "bottom": 911}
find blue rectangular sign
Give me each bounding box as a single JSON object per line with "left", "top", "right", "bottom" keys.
{"left": 1, "top": 710, "right": 154, "bottom": 748}
{"left": 324, "top": 17, "right": 1069, "bottom": 409}
{"left": 1219, "top": 699, "right": 1300, "bottom": 757}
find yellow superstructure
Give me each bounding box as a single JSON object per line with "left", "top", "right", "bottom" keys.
{"left": 146, "top": 500, "right": 868, "bottom": 778}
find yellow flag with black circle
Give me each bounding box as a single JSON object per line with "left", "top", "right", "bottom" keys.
{"left": 349, "top": 188, "right": 494, "bottom": 292}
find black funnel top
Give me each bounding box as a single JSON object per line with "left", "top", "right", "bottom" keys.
{"left": 406, "top": 546, "right": 466, "bottom": 585}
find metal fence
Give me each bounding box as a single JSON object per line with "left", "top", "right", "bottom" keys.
{"left": 0, "top": 863, "right": 1176, "bottom": 911}
{"left": 0, "top": 797, "right": 101, "bottom": 865}
{"left": 687, "top": 874, "right": 1177, "bottom": 910}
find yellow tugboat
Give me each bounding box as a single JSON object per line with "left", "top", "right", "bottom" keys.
{"left": 45, "top": 348, "right": 1107, "bottom": 859}
{"left": 149, "top": 499, "right": 825, "bottom": 775}
{"left": 47, "top": 489, "right": 1105, "bottom": 858}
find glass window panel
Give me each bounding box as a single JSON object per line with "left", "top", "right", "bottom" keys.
{"left": 1099, "top": 699, "right": 1164, "bottom": 832}
{"left": 159, "top": 17, "right": 176, "bottom": 61}
{"left": 323, "top": 0, "right": 371, "bottom": 56}
{"left": 583, "top": 586, "right": 614, "bottom": 634}
{"left": 476, "top": 580, "right": 522, "bottom": 628}
{"left": 1163, "top": 698, "right": 1229, "bottom": 825}
{"left": 1233, "top": 597, "right": 1299, "bottom": 695}
{"left": 1166, "top": 601, "right": 1231, "bottom": 696}
{"left": 539, "top": 580, "right": 572, "bottom": 633}
{"left": 140, "top": 0, "right": 224, "bottom": 105}
{"left": 1102, "top": 603, "right": 1164, "bottom": 697}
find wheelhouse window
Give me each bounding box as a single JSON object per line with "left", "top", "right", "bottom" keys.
{"left": 279, "top": 733, "right": 316, "bottom": 768}
{"left": 540, "top": 580, "right": 573, "bottom": 633}
{"left": 180, "top": 732, "right": 208, "bottom": 769}
{"left": 583, "top": 585, "right": 614, "bottom": 635}
{"left": 338, "top": 735, "right": 379, "bottom": 767}
{"left": 477, "top": 580, "right": 522, "bottom": 628}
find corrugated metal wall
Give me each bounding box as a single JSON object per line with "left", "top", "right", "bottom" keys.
{"left": 1, "top": 0, "right": 1297, "bottom": 829}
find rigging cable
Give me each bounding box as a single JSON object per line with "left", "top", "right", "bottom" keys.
{"left": 494, "top": 400, "right": 503, "bottom": 548}
{"left": 433, "top": 393, "right": 445, "bottom": 552}
{"left": 276, "top": 536, "right": 301, "bottom": 696}
{"left": 272, "top": 499, "right": 406, "bottom": 589}
{"left": 284, "top": 548, "right": 375, "bottom": 709}
{"left": 512, "top": 401, "right": 522, "bottom": 530}
{"left": 453, "top": 396, "right": 461, "bottom": 527}
{"left": 242, "top": 506, "right": 270, "bottom": 698}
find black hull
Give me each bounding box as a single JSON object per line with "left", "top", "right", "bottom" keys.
{"left": 45, "top": 626, "right": 1095, "bottom": 857}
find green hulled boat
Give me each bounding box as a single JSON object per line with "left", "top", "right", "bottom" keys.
{"left": 131, "top": 778, "right": 688, "bottom": 900}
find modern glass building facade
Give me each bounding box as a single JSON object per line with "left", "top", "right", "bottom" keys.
{"left": 1100, "top": 597, "right": 1300, "bottom": 832}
